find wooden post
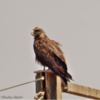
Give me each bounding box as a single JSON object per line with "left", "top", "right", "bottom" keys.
{"left": 63, "top": 82, "right": 100, "bottom": 99}
{"left": 34, "top": 70, "right": 62, "bottom": 100}
{"left": 35, "top": 72, "right": 44, "bottom": 93}
{"left": 35, "top": 70, "right": 100, "bottom": 99}
{"left": 45, "top": 70, "right": 62, "bottom": 99}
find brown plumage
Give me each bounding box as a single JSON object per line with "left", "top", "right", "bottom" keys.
{"left": 31, "top": 27, "right": 73, "bottom": 85}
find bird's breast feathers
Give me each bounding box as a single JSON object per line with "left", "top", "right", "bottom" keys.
{"left": 34, "top": 38, "right": 67, "bottom": 65}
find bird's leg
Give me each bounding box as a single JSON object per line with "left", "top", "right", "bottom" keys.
{"left": 47, "top": 68, "right": 50, "bottom": 70}
{"left": 43, "top": 66, "right": 46, "bottom": 71}
{"left": 43, "top": 66, "right": 50, "bottom": 71}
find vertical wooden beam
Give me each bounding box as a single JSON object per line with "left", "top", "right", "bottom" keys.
{"left": 35, "top": 70, "right": 62, "bottom": 100}
{"left": 35, "top": 71, "right": 45, "bottom": 99}
{"left": 45, "top": 71, "right": 62, "bottom": 100}
{"left": 35, "top": 72, "right": 44, "bottom": 93}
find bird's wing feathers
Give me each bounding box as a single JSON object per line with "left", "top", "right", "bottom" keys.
{"left": 51, "top": 40, "right": 67, "bottom": 65}
{"left": 34, "top": 38, "right": 71, "bottom": 83}
{"left": 33, "top": 27, "right": 73, "bottom": 84}
{"left": 34, "top": 38, "right": 67, "bottom": 67}
{"left": 52, "top": 40, "right": 62, "bottom": 46}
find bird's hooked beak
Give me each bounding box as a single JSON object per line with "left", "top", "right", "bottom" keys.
{"left": 31, "top": 30, "right": 35, "bottom": 36}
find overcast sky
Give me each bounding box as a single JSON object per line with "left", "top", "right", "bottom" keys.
{"left": 0, "top": 0, "right": 100, "bottom": 99}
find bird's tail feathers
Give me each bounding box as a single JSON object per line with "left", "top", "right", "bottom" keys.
{"left": 66, "top": 72, "right": 74, "bottom": 81}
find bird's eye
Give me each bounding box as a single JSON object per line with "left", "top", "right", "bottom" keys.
{"left": 34, "top": 30, "right": 39, "bottom": 34}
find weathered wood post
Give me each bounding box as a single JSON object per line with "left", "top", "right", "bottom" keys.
{"left": 34, "top": 70, "right": 62, "bottom": 100}
{"left": 63, "top": 82, "right": 100, "bottom": 99}
{"left": 35, "top": 70, "right": 100, "bottom": 99}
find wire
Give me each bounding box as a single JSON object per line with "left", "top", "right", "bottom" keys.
{"left": 0, "top": 76, "right": 44, "bottom": 92}
{"left": 34, "top": 91, "right": 45, "bottom": 100}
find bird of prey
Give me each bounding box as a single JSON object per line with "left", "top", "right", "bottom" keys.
{"left": 31, "top": 27, "right": 73, "bottom": 85}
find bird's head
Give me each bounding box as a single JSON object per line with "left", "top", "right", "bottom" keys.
{"left": 31, "top": 27, "right": 46, "bottom": 39}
